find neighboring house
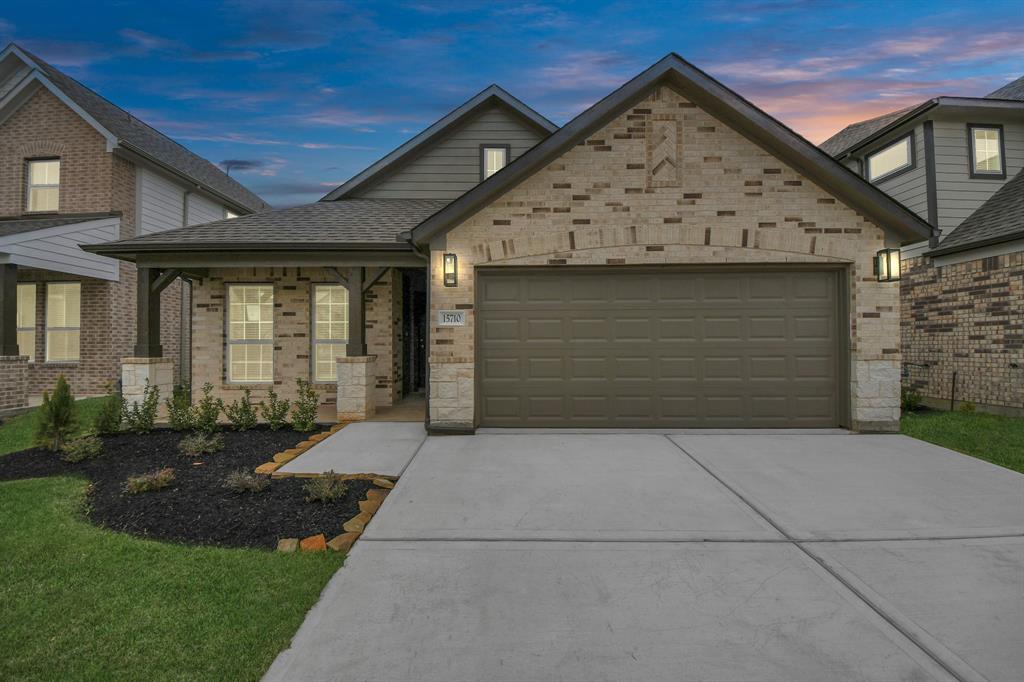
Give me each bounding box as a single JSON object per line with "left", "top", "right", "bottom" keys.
{"left": 821, "top": 76, "right": 1024, "bottom": 414}
{"left": 0, "top": 43, "right": 268, "bottom": 414}
{"left": 91, "top": 54, "right": 932, "bottom": 433}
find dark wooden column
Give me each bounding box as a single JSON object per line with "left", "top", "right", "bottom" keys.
{"left": 135, "top": 267, "right": 162, "bottom": 357}
{"left": 0, "top": 263, "right": 18, "bottom": 356}
{"left": 346, "top": 266, "right": 367, "bottom": 356}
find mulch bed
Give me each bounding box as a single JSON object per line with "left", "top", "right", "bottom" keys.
{"left": 0, "top": 427, "right": 380, "bottom": 549}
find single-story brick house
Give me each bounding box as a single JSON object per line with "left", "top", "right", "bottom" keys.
{"left": 89, "top": 54, "right": 933, "bottom": 433}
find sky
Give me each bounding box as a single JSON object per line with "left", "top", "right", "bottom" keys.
{"left": 2, "top": 0, "right": 1022, "bottom": 208}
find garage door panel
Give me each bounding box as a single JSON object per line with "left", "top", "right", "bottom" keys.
{"left": 477, "top": 268, "right": 840, "bottom": 428}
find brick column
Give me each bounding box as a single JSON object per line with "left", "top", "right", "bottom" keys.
{"left": 0, "top": 355, "right": 28, "bottom": 414}
{"left": 336, "top": 355, "right": 376, "bottom": 421}
{"left": 121, "top": 357, "right": 174, "bottom": 415}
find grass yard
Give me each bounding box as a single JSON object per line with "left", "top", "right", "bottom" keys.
{"left": 0, "top": 396, "right": 106, "bottom": 456}
{"left": 0, "top": 476, "right": 344, "bottom": 681}
{"left": 902, "top": 409, "right": 1024, "bottom": 474}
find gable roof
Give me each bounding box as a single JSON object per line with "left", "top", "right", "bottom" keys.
{"left": 986, "top": 75, "right": 1024, "bottom": 101}
{"left": 412, "top": 53, "right": 934, "bottom": 246}
{"left": 927, "top": 168, "right": 1024, "bottom": 257}
{"left": 320, "top": 84, "right": 557, "bottom": 201}
{"left": 0, "top": 43, "right": 268, "bottom": 214}
{"left": 818, "top": 104, "right": 921, "bottom": 157}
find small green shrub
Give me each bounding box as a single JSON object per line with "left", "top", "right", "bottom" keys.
{"left": 166, "top": 384, "right": 194, "bottom": 431}
{"left": 123, "top": 380, "right": 160, "bottom": 434}
{"left": 223, "top": 469, "right": 270, "bottom": 494}
{"left": 36, "top": 375, "right": 77, "bottom": 451}
{"left": 259, "top": 386, "right": 290, "bottom": 431}
{"left": 224, "top": 389, "right": 258, "bottom": 431}
{"left": 60, "top": 434, "right": 103, "bottom": 463}
{"left": 178, "top": 432, "right": 224, "bottom": 458}
{"left": 901, "top": 388, "right": 923, "bottom": 412}
{"left": 124, "top": 467, "right": 175, "bottom": 494}
{"left": 958, "top": 401, "right": 977, "bottom": 414}
{"left": 193, "top": 382, "right": 224, "bottom": 435}
{"left": 93, "top": 383, "right": 123, "bottom": 435}
{"left": 304, "top": 470, "right": 348, "bottom": 503}
{"left": 291, "top": 378, "right": 319, "bottom": 432}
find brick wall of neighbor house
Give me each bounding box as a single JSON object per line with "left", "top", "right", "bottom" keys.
{"left": 901, "top": 251, "right": 1024, "bottom": 413}
{"left": 1, "top": 88, "right": 184, "bottom": 396}
{"left": 430, "top": 84, "right": 903, "bottom": 431}
{"left": 190, "top": 267, "right": 399, "bottom": 411}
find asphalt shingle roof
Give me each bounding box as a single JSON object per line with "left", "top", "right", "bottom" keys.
{"left": 929, "top": 169, "right": 1024, "bottom": 255}
{"left": 101, "top": 199, "right": 448, "bottom": 250}
{"left": 818, "top": 105, "right": 920, "bottom": 157}
{"left": 17, "top": 45, "right": 268, "bottom": 214}
{"left": 0, "top": 212, "right": 119, "bottom": 238}
{"left": 986, "top": 75, "right": 1024, "bottom": 101}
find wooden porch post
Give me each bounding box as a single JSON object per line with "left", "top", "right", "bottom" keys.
{"left": 135, "top": 267, "right": 162, "bottom": 357}
{"left": 346, "top": 266, "right": 367, "bottom": 356}
{"left": 0, "top": 263, "right": 18, "bottom": 356}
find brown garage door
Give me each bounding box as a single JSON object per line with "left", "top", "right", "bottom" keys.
{"left": 476, "top": 267, "right": 843, "bottom": 428}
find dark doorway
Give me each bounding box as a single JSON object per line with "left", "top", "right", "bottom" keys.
{"left": 401, "top": 269, "right": 427, "bottom": 395}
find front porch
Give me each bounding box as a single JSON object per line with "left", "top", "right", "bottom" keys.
{"left": 315, "top": 393, "right": 426, "bottom": 424}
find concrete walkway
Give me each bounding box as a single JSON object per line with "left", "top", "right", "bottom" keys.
{"left": 266, "top": 433, "right": 1024, "bottom": 682}
{"left": 276, "top": 422, "right": 426, "bottom": 478}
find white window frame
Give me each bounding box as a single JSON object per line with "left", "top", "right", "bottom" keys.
{"left": 224, "top": 209, "right": 239, "bottom": 219}
{"left": 480, "top": 144, "right": 509, "bottom": 180}
{"left": 866, "top": 133, "right": 914, "bottom": 183}
{"left": 26, "top": 158, "right": 61, "bottom": 212}
{"left": 16, "top": 283, "right": 36, "bottom": 362}
{"left": 311, "top": 284, "right": 349, "bottom": 382}
{"left": 968, "top": 124, "right": 1005, "bottom": 179}
{"left": 45, "top": 281, "right": 80, "bottom": 363}
{"left": 226, "top": 284, "right": 274, "bottom": 384}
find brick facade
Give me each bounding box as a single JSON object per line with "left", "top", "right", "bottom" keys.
{"left": 901, "top": 251, "right": 1024, "bottom": 413}
{"left": 430, "top": 84, "right": 903, "bottom": 431}
{"left": 190, "top": 267, "right": 402, "bottom": 412}
{"left": 0, "top": 355, "right": 28, "bottom": 412}
{"left": 1, "top": 87, "right": 185, "bottom": 398}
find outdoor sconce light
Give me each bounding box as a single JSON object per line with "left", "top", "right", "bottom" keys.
{"left": 875, "top": 248, "right": 901, "bottom": 282}
{"left": 443, "top": 253, "right": 458, "bottom": 287}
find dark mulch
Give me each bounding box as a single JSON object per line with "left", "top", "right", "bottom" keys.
{"left": 0, "top": 427, "right": 379, "bottom": 549}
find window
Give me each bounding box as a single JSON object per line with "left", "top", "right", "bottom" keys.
{"left": 26, "top": 159, "right": 60, "bottom": 212}
{"left": 16, "top": 283, "right": 36, "bottom": 362}
{"left": 866, "top": 133, "right": 914, "bottom": 182}
{"left": 968, "top": 124, "right": 1004, "bottom": 178}
{"left": 225, "top": 210, "right": 239, "bottom": 219}
{"left": 312, "top": 284, "right": 349, "bottom": 381}
{"left": 45, "top": 282, "right": 80, "bottom": 362}
{"left": 227, "top": 284, "right": 273, "bottom": 382}
{"left": 481, "top": 145, "right": 509, "bottom": 180}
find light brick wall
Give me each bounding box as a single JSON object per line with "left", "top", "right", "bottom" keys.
{"left": 430, "top": 84, "right": 903, "bottom": 431}
{"left": 190, "top": 267, "right": 399, "bottom": 409}
{"left": 902, "top": 251, "right": 1024, "bottom": 413}
{"left": 0, "top": 356, "right": 29, "bottom": 412}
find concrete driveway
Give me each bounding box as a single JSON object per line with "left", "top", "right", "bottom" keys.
{"left": 266, "top": 432, "right": 1024, "bottom": 682}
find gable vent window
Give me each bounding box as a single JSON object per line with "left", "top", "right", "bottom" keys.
{"left": 26, "top": 159, "right": 60, "bottom": 212}
{"left": 866, "top": 133, "right": 914, "bottom": 183}
{"left": 481, "top": 145, "right": 509, "bottom": 180}
{"left": 968, "top": 125, "right": 1004, "bottom": 178}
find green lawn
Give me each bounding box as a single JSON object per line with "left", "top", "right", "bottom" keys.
{"left": 902, "top": 410, "right": 1024, "bottom": 474}
{"left": 0, "top": 476, "right": 343, "bottom": 681}
{"left": 0, "top": 397, "right": 107, "bottom": 456}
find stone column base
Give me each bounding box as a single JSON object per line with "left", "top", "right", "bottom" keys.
{"left": 337, "top": 355, "right": 377, "bottom": 421}
{"left": 122, "top": 357, "right": 174, "bottom": 416}
{"left": 0, "top": 355, "right": 29, "bottom": 414}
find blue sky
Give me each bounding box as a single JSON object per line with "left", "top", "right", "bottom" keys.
{"left": 2, "top": 1, "right": 1022, "bottom": 207}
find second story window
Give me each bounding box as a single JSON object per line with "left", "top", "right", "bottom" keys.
{"left": 968, "top": 124, "right": 1004, "bottom": 178}
{"left": 866, "top": 133, "right": 914, "bottom": 183}
{"left": 481, "top": 145, "right": 509, "bottom": 180}
{"left": 26, "top": 159, "right": 61, "bottom": 212}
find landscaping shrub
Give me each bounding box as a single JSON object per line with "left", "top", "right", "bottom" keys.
{"left": 958, "top": 401, "right": 977, "bottom": 414}
{"left": 304, "top": 470, "right": 348, "bottom": 503}
{"left": 123, "top": 380, "right": 160, "bottom": 434}
{"left": 900, "top": 388, "right": 923, "bottom": 412}
{"left": 178, "top": 432, "right": 224, "bottom": 458}
{"left": 193, "top": 383, "right": 224, "bottom": 435}
{"left": 224, "top": 389, "right": 258, "bottom": 431}
{"left": 36, "top": 375, "right": 77, "bottom": 451}
{"left": 60, "top": 434, "right": 103, "bottom": 463}
{"left": 166, "top": 384, "right": 194, "bottom": 431}
{"left": 223, "top": 468, "right": 270, "bottom": 494}
{"left": 259, "top": 386, "right": 290, "bottom": 431}
{"left": 291, "top": 378, "right": 319, "bottom": 432}
{"left": 93, "top": 383, "right": 123, "bottom": 435}
{"left": 124, "top": 467, "right": 175, "bottom": 494}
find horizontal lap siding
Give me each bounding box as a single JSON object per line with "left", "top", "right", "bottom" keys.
{"left": 875, "top": 125, "right": 928, "bottom": 221}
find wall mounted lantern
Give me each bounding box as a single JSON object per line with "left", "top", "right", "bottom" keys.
{"left": 875, "top": 248, "right": 901, "bottom": 282}
{"left": 443, "top": 253, "right": 458, "bottom": 287}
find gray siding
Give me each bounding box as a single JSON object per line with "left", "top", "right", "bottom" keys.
{"left": 933, "top": 116, "right": 1024, "bottom": 237}
{"left": 186, "top": 192, "right": 225, "bottom": 226}
{"left": 874, "top": 124, "right": 928, "bottom": 221}
{"left": 0, "top": 216, "right": 120, "bottom": 280}
{"left": 139, "top": 167, "right": 185, "bottom": 234}
{"left": 355, "top": 104, "right": 546, "bottom": 200}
